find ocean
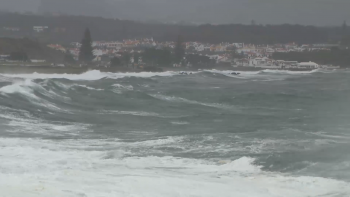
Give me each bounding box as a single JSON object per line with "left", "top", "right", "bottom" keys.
{"left": 0, "top": 69, "right": 350, "bottom": 197}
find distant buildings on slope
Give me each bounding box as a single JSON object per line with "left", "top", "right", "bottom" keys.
{"left": 33, "top": 26, "right": 49, "bottom": 33}
{"left": 42, "top": 38, "right": 341, "bottom": 69}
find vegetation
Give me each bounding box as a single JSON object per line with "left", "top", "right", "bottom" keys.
{"left": 79, "top": 28, "right": 94, "bottom": 62}
{"left": 133, "top": 53, "right": 140, "bottom": 64}
{"left": 186, "top": 54, "right": 215, "bottom": 68}
{"left": 110, "top": 57, "right": 121, "bottom": 67}
{"left": 64, "top": 53, "right": 76, "bottom": 63}
{"left": 121, "top": 53, "right": 131, "bottom": 66}
{"left": 9, "top": 51, "right": 28, "bottom": 62}
{"left": 272, "top": 49, "right": 350, "bottom": 67}
{"left": 141, "top": 48, "right": 172, "bottom": 66}
{"left": 0, "top": 37, "right": 65, "bottom": 62}
{"left": 174, "top": 35, "right": 185, "bottom": 63}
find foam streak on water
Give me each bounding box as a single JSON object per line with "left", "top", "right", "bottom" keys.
{"left": 0, "top": 69, "right": 350, "bottom": 197}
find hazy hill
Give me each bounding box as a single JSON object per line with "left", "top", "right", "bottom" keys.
{"left": 1, "top": 0, "right": 350, "bottom": 25}
{"left": 38, "top": 0, "right": 114, "bottom": 18}
{"left": 0, "top": 12, "right": 334, "bottom": 44}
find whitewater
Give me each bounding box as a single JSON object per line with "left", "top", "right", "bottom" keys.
{"left": 1, "top": 69, "right": 350, "bottom": 197}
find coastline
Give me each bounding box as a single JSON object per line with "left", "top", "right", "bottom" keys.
{"left": 0, "top": 65, "right": 336, "bottom": 74}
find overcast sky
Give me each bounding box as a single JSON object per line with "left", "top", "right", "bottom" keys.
{"left": 0, "top": 0, "right": 349, "bottom": 26}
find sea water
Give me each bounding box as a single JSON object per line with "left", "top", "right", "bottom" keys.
{"left": 0, "top": 69, "right": 350, "bottom": 196}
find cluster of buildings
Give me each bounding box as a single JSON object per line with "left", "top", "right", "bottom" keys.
{"left": 66, "top": 38, "right": 169, "bottom": 61}
{"left": 45, "top": 38, "right": 340, "bottom": 69}
{"left": 2, "top": 26, "right": 50, "bottom": 33}
{"left": 3, "top": 27, "right": 20, "bottom": 32}
{"left": 186, "top": 42, "right": 338, "bottom": 69}
{"left": 2, "top": 26, "right": 66, "bottom": 33}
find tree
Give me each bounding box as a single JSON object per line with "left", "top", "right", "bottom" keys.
{"left": 64, "top": 53, "right": 76, "bottom": 63}
{"left": 186, "top": 54, "right": 215, "bottom": 68}
{"left": 133, "top": 53, "right": 141, "bottom": 69}
{"left": 174, "top": 35, "right": 185, "bottom": 63}
{"left": 341, "top": 21, "right": 349, "bottom": 46}
{"left": 141, "top": 48, "right": 172, "bottom": 66}
{"left": 342, "top": 21, "right": 347, "bottom": 35}
{"left": 79, "top": 28, "right": 94, "bottom": 62}
{"left": 110, "top": 57, "right": 121, "bottom": 67}
{"left": 121, "top": 53, "right": 131, "bottom": 66}
{"left": 9, "top": 51, "right": 28, "bottom": 62}
{"left": 133, "top": 53, "right": 139, "bottom": 64}
{"left": 158, "top": 49, "right": 172, "bottom": 66}
{"left": 142, "top": 48, "right": 157, "bottom": 65}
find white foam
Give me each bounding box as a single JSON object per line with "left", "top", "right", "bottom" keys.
{"left": 0, "top": 138, "right": 349, "bottom": 197}
{"left": 0, "top": 80, "right": 72, "bottom": 113}
{"left": 112, "top": 84, "right": 134, "bottom": 90}
{"left": 205, "top": 69, "right": 260, "bottom": 76}
{"left": 205, "top": 69, "right": 319, "bottom": 76}
{"left": 72, "top": 84, "right": 104, "bottom": 91}
{"left": 0, "top": 79, "right": 39, "bottom": 99}
{"left": 150, "top": 93, "right": 237, "bottom": 110}
{"left": 99, "top": 110, "right": 182, "bottom": 119}
{"left": 1, "top": 69, "right": 333, "bottom": 83}
{"left": 0, "top": 108, "right": 90, "bottom": 136}
{"left": 111, "top": 83, "right": 134, "bottom": 94}
{"left": 123, "top": 136, "right": 184, "bottom": 147}
{"left": 260, "top": 69, "right": 319, "bottom": 74}
{"left": 171, "top": 121, "right": 190, "bottom": 125}
{"left": 100, "top": 110, "right": 160, "bottom": 117}
{"left": 2, "top": 70, "right": 178, "bottom": 81}
{"left": 203, "top": 69, "right": 325, "bottom": 81}
{"left": 2, "top": 70, "right": 107, "bottom": 80}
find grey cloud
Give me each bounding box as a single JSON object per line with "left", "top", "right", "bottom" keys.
{"left": 0, "top": 0, "right": 349, "bottom": 26}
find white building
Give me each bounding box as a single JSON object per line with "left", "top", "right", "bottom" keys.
{"left": 33, "top": 26, "right": 48, "bottom": 32}
{"left": 232, "top": 43, "right": 244, "bottom": 48}
{"left": 31, "top": 60, "right": 46, "bottom": 63}
{"left": 195, "top": 45, "right": 205, "bottom": 52}
{"left": 283, "top": 61, "right": 299, "bottom": 68}
{"left": 0, "top": 54, "right": 10, "bottom": 60}
{"left": 93, "top": 49, "right": 103, "bottom": 57}
{"left": 71, "top": 42, "right": 82, "bottom": 48}
{"left": 93, "top": 41, "right": 123, "bottom": 49}
{"left": 249, "top": 57, "right": 270, "bottom": 67}
{"left": 298, "top": 61, "right": 319, "bottom": 69}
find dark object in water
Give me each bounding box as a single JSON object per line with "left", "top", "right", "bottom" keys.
{"left": 179, "top": 72, "right": 193, "bottom": 75}
{"left": 231, "top": 72, "right": 240, "bottom": 75}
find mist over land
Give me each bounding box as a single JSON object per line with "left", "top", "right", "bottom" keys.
{"left": 1, "top": 0, "right": 350, "bottom": 26}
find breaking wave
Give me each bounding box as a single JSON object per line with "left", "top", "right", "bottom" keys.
{"left": 0, "top": 137, "right": 349, "bottom": 197}
{"left": 0, "top": 69, "right": 349, "bottom": 196}
{"left": 1, "top": 70, "right": 178, "bottom": 81}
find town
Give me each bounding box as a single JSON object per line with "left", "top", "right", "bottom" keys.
{"left": 0, "top": 25, "right": 344, "bottom": 70}
{"left": 49, "top": 36, "right": 339, "bottom": 70}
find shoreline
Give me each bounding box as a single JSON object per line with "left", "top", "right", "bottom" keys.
{"left": 0, "top": 65, "right": 338, "bottom": 74}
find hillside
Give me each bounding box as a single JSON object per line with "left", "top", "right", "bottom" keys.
{"left": 2, "top": 0, "right": 350, "bottom": 25}
{"left": 0, "top": 37, "right": 65, "bottom": 62}
{"left": 0, "top": 12, "right": 337, "bottom": 45}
